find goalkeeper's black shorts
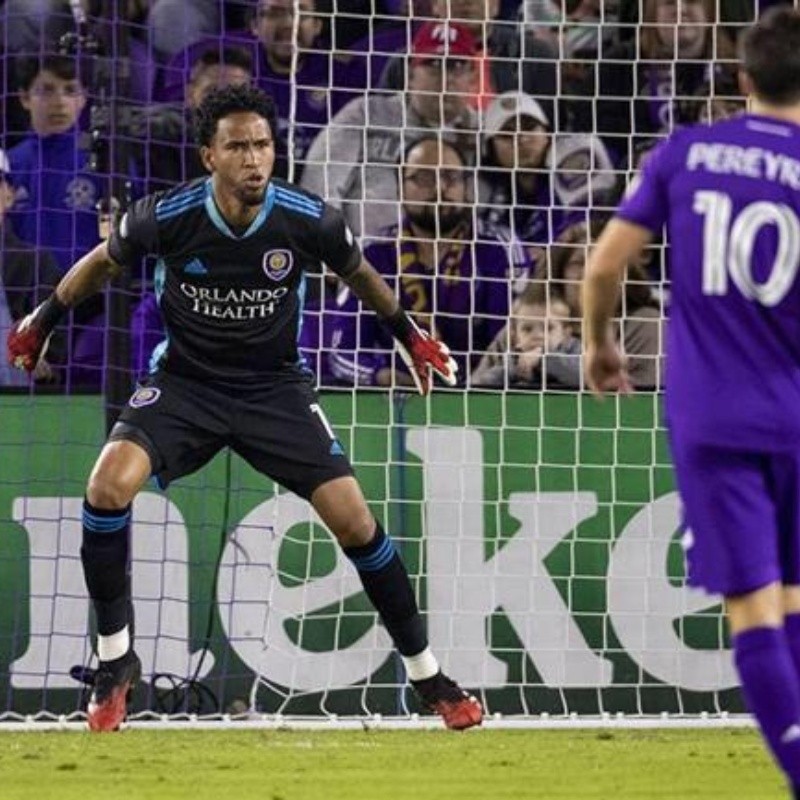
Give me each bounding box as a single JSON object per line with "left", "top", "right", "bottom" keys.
{"left": 109, "top": 370, "right": 353, "bottom": 498}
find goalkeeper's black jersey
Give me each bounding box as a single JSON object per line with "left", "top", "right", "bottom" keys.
{"left": 108, "top": 177, "right": 361, "bottom": 387}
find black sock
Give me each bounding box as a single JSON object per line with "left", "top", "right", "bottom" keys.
{"left": 81, "top": 498, "right": 132, "bottom": 638}
{"left": 343, "top": 521, "right": 427, "bottom": 656}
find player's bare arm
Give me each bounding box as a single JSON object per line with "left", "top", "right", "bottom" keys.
{"left": 7, "top": 241, "right": 122, "bottom": 373}
{"left": 57, "top": 241, "right": 122, "bottom": 307}
{"left": 582, "top": 219, "right": 652, "bottom": 397}
{"left": 341, "top": 257, "right": 458, "bottom": 395}
{"left": 340, "top": 258, "right": 401, "bottom": 318}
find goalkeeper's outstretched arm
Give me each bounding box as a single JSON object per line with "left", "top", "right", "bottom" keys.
{"left": 7, "top": 242, "right": 122, "bottom": 373}
{"left": 341, "top": 258, "right": 458, "bottom": 395}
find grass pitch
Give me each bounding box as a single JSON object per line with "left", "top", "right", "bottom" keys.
{"left": 0, "top": 728, "right": 785, "bottom": 799}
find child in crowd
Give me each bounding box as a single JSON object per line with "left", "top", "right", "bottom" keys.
{"left": 471, "top": 282, "right": 581, "bottom": 389}
{"left": 8, "top": 55, "right": 113, "bottom": 387}
{"left": 547, "top": 217, "right": 664, "bottom": 389}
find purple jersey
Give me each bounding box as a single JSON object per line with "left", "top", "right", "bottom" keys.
{"left": 326, "top": 219, "right": 531, "bottom": 386}
{"left": 618, "top": 114, "right": 800, "bottom": 450}
{"left": 8, "top": 130, "right": 103, "bottom": 273}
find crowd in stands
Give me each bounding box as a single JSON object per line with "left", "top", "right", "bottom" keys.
{"left": 0, "top": 0, "right": 788, "bottom": 391}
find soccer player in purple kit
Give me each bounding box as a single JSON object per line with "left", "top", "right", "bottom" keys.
{"left": 583, "top": 7, "right": 800, "bottom": 796}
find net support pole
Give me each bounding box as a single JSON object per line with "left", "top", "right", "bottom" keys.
{"left": 94, "top": 2, "right": 133, "bottom": 434}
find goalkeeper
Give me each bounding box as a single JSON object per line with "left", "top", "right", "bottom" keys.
{"left": 6, "top": 83, "right": 482, "bottom": 733}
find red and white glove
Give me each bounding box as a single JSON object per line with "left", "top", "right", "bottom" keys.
{"left": 390, "top": 311, "right": 458, "bottom": 395}
{"left": 7, "top": 295, "right": 66, "bottom": 373}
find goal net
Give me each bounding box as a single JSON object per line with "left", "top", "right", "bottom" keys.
{"left": 0, "top": 0, "right": 753, "bottom": 723}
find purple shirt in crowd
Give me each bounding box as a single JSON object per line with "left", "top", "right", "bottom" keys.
{"left": 617, "top": 113, "right": 800, "bottom": 450}
{"left": 325, "top": 218, "right": 532, "bottom": 386}
{"left": 258, "top": 49, "right": 364, "bottom": 166}
{"left": 160, "top": 33, "right": 366, "bottom": 164}
{"left": 8, "top": 129, "right": 103, "bottom": 273}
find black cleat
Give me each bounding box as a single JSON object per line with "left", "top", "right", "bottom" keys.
{"left": 411, "top": 671, "right": 483, "bottom": 730}
{"left": 87, "top": 650, "right": 141, "bottom": 732}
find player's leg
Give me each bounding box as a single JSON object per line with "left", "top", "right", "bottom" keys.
{"left": 230, "top": 381, "right": 481, "bottom": 729}
{"left": 675, "top": 442, "right": 800, "bottom": 794}
{"left": 84, "top": 440, "right": 152, "bottom": 658}
{"left": 776, "top": 449, "right": 800, "bottom": 692}
{"left": 783, "top": 587, "right": 800, "bottom": 681}
{"left": 310, "top": 476, "right": 428, "bottom": 665}
{"left": 81, "top": 439, "right": 151, "bottom": 732}
{"left": 311, "top": 475, "right": 482, "bottom": 730}
{"left": 83, "top": 374, "right": 229, "bottom": 731}
{"left": 726, "top": 584, "right": 800, "bottom": 795}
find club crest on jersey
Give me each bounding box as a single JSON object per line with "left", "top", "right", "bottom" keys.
{"left": 64, "top": 177, "right": 97, "bottom": 211}
{"left": 263, "top": 249, "right": 294, "bottom": 281}
{"left": 129, "top": 386, "right": 161, "bottom": 409}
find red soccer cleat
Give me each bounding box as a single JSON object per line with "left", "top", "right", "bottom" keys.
{"left": 411, "top": 671, "right": 483, "bottom": 730}
{"left": 87, "top": 651, "right": 141, "bottom": 732}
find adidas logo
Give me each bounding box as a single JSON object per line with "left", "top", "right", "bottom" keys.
{"left": 330, "top": 440, "right": 345, "bottom": 456}
{"left": 183, "top": 258, "right": 208, "bottom": 275}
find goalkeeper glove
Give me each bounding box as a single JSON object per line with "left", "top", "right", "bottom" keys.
{"left": 383, "top": 308, "right": 458, "bottom": 395}
{"left": 7, "top": 294, "right": 67, "bottom": 373}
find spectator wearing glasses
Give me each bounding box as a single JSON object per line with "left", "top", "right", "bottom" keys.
{"left": 324, "top": 135, "right": 531, "bottom": 388}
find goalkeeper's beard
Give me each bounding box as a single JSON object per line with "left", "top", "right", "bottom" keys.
{"left": 406, "top": 204, "right": 469, "bottom": 238}
{"left": 234, "top": 183, "right": 268, "bottom": 208}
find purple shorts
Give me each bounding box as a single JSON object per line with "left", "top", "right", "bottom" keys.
{"left": 670, "top": 440, "right": 800, "bottom": 596}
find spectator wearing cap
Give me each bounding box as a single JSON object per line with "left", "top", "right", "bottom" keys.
{"left": 301, "top": 20, "right": 480, "bottom": 238}
{"left": 0, "top": 150, "right": 64, "bottom": 386}
{"left": 478, "top": 90, "right": 618, "bottom": 264}
{"left": 379, "top": 0, "right": 558, "bottom": 111}
{"left": 324, "top": 135, "right": 532, "bottom": 389}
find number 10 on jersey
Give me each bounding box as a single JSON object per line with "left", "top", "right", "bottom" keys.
{"left": 694, "top": 190, "right": 800, "bottom": 306}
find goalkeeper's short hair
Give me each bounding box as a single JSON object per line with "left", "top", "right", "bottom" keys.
{"left": 193, "top": 83, "right": 278, "bottom": 147}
